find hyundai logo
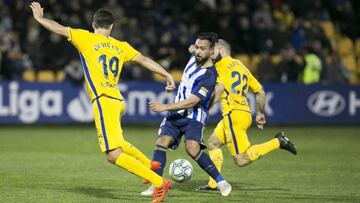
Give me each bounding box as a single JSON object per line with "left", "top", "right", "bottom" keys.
{"left": 307, "top": 91, "right": 345, "bottom": 117}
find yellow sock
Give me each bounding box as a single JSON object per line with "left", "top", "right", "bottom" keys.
{"left": 246, "top": 138, "right": 280, "bottom": 161}
{"left": 121, "top": 141, "right": 151, "bottom": 168}
{"left": 208, "top": 148, "right": 223, "bottom": 189}
{"left": 115, "top": 153, "right": 163, "bottom": 187}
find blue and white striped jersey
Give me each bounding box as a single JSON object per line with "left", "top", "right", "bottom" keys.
{"left": 167, "top": 55, "right": 217, "bottom": 125}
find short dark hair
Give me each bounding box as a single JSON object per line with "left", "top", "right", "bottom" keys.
{"left": 93, "top": 9, "right": 115, "bottom": 29}
{"left": 197, "top": 32, "right": 219, "bottom": 48}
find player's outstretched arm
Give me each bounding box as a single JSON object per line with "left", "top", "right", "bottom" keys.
{"left": 149, "top": 94, "right": 200, "bottom": 112}
{"left": 30, "top": 2, "right": 68, "bottom": 37}
{"left": 133, "top": 54, "right": 175, "bottom": 92}
{"left": 255, "top": 88, "right": 266, "bottom": 129}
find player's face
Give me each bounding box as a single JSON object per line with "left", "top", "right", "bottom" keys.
{"left": 194, "top": 39, "right": 212, "bottom": 66}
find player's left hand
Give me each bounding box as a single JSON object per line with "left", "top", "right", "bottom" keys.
{"left": 149, "top": 101, "right": 166, "bottom": 112}
{"left": 256, "top": 112, "right": 266, "bottom": 129}
{"left": 188, "top": 44, "right": 196, "bottom": 53}
{"left": 30, "top": 2, "right": 44, "bottom": 20}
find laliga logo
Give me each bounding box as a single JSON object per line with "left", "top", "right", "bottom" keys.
{"left": 67, "top": 85, "right": 93, "bottom": 122}
{"left": 307, "top": 91, "right": 345, "bottom": 117}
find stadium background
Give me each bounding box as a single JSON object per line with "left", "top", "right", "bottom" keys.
{"left": 0, "top": 0, "right": 359, "bottom": 202}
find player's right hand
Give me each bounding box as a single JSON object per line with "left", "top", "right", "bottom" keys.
{"left": 256, "top": 112, "right": 266, "bottom": 129}
{"left": 165, "top": 75, "right": 175, "bottom": 93}
{"left": 30, "top": 2, "right": 44, "bottom": 20}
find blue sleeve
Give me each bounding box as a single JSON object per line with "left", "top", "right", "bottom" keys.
{"left": 191, "top": 72, "right": 215, "bottom": 102}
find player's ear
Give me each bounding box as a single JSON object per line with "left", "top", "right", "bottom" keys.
{"left": 92, "top": 22, "right": 96, "bottom": 30}
{"left": 109, "top": 23, "right": 114, "bottom": 31}
{"left": 210, "top": 47, "right": 214, "bottom": 55}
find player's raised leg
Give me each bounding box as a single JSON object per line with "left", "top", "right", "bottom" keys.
{"left": 229, "top": 111, "right": 296, "bottom": 166}
{"left": 107, "top": 148, "right": 170, "bottom": 202}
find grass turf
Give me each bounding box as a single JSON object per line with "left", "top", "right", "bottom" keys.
{"left": 0, "top": 125, "right": 359, "bottom": 202}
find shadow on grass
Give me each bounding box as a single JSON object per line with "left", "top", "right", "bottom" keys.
{"left": 66, "top": 186, "right": 149, "bottom": 201}
{"left": 233, "top": 183, "right": 360, "bottom": 201}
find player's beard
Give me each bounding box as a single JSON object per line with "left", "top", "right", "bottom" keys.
{"left": 195, "top": 55, "right": 209, "bottom": 66}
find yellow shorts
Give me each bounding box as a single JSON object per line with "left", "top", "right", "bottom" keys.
{"left": 92, "top": 96, "right": 125, "bottom": 152}
{"left": 214, "top": 110, "right": 252, "bottom": 156}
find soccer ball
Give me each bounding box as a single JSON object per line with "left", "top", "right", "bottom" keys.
{"left": 169, "top": 159, "right": 193, "bottom": 183}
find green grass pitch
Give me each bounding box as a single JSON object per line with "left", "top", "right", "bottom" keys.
{"left": 0, "top": 125, "right": 359, "bottom": 202}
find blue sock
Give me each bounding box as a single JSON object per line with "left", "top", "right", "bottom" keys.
{"left": 152, "top": 145, "right": 167, "bottom": 176}
{"left": 193, "top": 151, "right": 224, "bottom": 183}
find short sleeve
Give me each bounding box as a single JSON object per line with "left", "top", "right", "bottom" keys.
{"left": 191, "top": 72, "right": 215, "bottom": 101}
{"left": 248, "top": 71, "right": 262, "bottom": 93}
{"left": 67, "top": 28, "right": 90, "bottom": 51}
{"left": 122, "top": 42, "right": 140, "bottom": 62}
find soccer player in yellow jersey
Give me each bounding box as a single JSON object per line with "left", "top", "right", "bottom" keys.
{"left": 197, "top": 39, "right": 297, "bottom": 190}
{"left": 30, "top": 2, "right": 173, "bottom": 202}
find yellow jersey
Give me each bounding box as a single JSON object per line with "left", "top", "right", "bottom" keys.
{"left": 67, "top": 28, "right": 140, "bottom": 101}
{"left": 215, "top": 56, "right": 262, "bottom": 115}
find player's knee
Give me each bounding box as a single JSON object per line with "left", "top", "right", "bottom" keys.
{"left": 106, "top": 148, "right": 123, "bottom": 164}
{"left": 155, "top": 136, "right": 172, "bottom": 148}
{"left": 233, "top": 153, "right": 251, "bottom": 167}
{"left": 185, "top": 141, "right": 200, "bottom": 158}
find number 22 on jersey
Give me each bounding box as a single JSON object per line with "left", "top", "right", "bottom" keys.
{"left": 98, "top": 55, "right": 119, "bottom": 78}
{"left": 231, "top": 71, "right": 248, "bottom": 96}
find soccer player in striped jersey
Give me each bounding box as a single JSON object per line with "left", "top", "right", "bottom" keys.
{"left": 141, "top": 33, "right": 231, "bottom": 197}
{"left": 30, "top": 2, "right": 173, "bottom": 202}
{"left": 197, "top": 39, "right": 297, "bottom": 191}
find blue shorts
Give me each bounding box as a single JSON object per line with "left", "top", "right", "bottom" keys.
{"left": 158, "top": 116, "right": 206, "bottom": 150}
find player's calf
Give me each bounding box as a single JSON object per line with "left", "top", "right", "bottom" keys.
{"left": 106, "top": 148, "right": 123, "bottom": 164}
{"left": 207, "top": 134, "right": 223, "bottom": 150}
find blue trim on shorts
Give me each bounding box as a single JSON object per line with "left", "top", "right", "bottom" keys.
{"left": 227, "top": 113, "right": 239, "bottom": 155}
{"left": 80, "top": 53, "right": 109, "bottom": 151}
